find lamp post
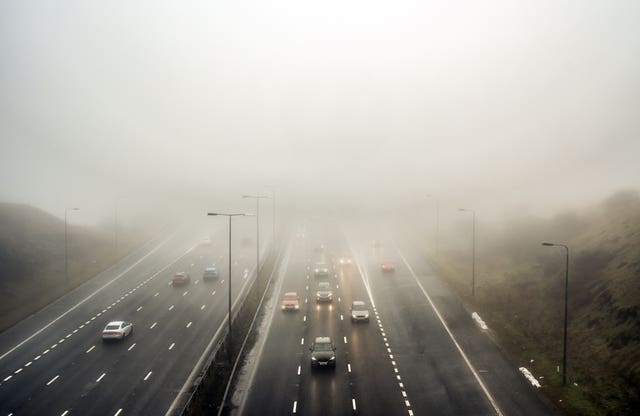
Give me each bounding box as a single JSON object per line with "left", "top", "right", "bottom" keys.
{"left": 458, "top": 208, "right": 476, "bottom": 297}
{"left": 207, "top": 212, "right": 249, "bottom": 364}
{"left": 265, "top": 186, "right": 277, "bottom": 248}
{"left": 242, "top": 195, "right": 270, "bottom": 288}
{"left": 426, "top": 194, "right": 439, "bottom": 258}
{"left": 542, "top": 242, "right": 570, "bottom": 386}
{"left": 65, "top": 207, "right": 79, "bottom": 287}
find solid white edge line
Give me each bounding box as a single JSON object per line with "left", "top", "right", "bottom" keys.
{"left": 395, "top": 245, "right": 504, "bottom": 416}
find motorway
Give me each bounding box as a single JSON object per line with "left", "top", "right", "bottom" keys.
{"left": 0, "top": 220, "right": 262, "bottom": 416}
{"left": 236, "top": 219, "right": 556, "bottom": 416}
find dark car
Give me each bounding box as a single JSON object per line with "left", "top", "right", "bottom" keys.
{"left": 310, "top": 337, "right": 336, "bottom": 368}
{"left": 313, "top": 263, "right": 330, "bottom": 277}
{"left": 171, "top": 272, "right": 191, "bottom": 286}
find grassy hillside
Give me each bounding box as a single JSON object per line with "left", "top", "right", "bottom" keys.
{"left": 417, "top": 191, "right": 640, "bottom": 415}
{"left": 0, "top": 203, "right": 150, "bottom": 332}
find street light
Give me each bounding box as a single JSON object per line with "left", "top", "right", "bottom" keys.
{"left": 65, "top": 207, "right": 79, "bottom": 287}
{"left": 242, "top": 195, "right": 270, "bottom": 288}
{"left": 542, "top": 242, "right": 570, "bottom": 386}
{"left": 207, "top": 212, "right": 249, "bottom": 364}
{"left": 426, "top": 194, "right": 439, "bottom": 258}
{"left": 265, "top": 186, "right": 277, "bottom": 249}
{"left": 458, "top": 208, "right": 476, "bottom": 297}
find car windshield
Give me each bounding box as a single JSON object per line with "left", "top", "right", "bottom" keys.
{"left": 314, "top": 342, "right": 333, "bottom": 352}
{"left": 318, "top": 283, "right": 330, "bottom": 289}
{"left": 284, "top": 295, "right": 297, "bottom": 300}
{"left": 353, "top": 304, "right": 367, "bottom": 311}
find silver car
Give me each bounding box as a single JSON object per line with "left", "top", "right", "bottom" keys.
{"left": 102, "top": 321, "right": 133, "bottom": 341}
{"left": 350, "top": 301, "right": 370, "bottom": 322}
{"left": 316, "top": 281, "right": 333, "bottom": 302}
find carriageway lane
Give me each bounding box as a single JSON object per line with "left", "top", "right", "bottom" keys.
{"left": 0, "top": 220, "right": 262, "bottom": 416}
{"left": 390, "top": 234, "right": 557, "bottom": 416}
{"left": 345, "top": 221, "right": 556, "bottom": 416}
{"left": 240, "top": 222, "right": 412, "bottom": 416}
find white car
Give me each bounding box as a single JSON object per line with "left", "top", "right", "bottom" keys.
{"left": 102, "top": 321, "right": 133, "bottom": 341}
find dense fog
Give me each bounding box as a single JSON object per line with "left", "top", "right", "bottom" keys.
{"left": 1, "top": 0, "right": 639, "bottom": 223}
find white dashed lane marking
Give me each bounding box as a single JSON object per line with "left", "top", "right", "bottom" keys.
{"left": 96, "top": 373, "right": 106, "bottom": 383}
{"left": 144, "top": 371, "right": 152, "bottom": 381}
{"left": 186, "top": 322, "right": 192, "bottom": 328}
{"left": 86, "top": 345, "right": 96, "bottom": 353}
{"left": 150, "top": 322, "right": 157, "bottom": 329}
{"left": 169, "top": 343, "right": 175, "bottom": 350}
{"left": 46, "top": 375, "right": 59, "bottom": 386}
{"left": 128, "top": 343, "right": 136, "bottom": 351}
{"left": 114, "top": 409, "right": 123, "bottom": 416}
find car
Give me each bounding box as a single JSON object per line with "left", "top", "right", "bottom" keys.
{"left": 202, "top": 266, "right": 219, "bottom": 281}
{"left": 381, "top": 261, "right": 396, "bottom": 272}
{"left": 310, "top": 336, "right": 336, "bottom": 368}
{"left": 313, "top": 263, "right": 330, "bottom": 277}
{"left": 338, "top": 257, "right": 352, "bottom": 266}
{"left": 316, "top": 281, "right": 333, "bottom": 302}
{"left": 201, "top": 236, "right": 212, "bottom": 246}
{"left": 171, "top": 272, "right": 191, "bottom": 286}
{"left": 102, "top": 321, "right": 133, "bottom": 341}
{"left": 281, "top": 292, "right": 300, "bottom": 311}
{"left": 350, "top": 301, "right": 370, "bottom": 322}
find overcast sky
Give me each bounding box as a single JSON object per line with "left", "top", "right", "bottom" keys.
{"left": 1, "top": 0, "right": 639, "bottom": 222}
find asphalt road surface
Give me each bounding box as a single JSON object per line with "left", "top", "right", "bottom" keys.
{"left": 0, "top": 220, "right": 262, "bottom": 416}
{"left": 237, "top": 219, "right": 556, "bottom": 416}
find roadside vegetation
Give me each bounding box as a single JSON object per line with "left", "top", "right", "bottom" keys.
{"left": 421, "top": 190, "right": 640, "bottom": 415}
{"left": 0, "top": 203, "right": 154, "bottom": 332}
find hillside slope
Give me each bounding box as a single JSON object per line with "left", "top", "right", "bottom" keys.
{"left": 0, "top": 203, "right": 145, "bottom": 332}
